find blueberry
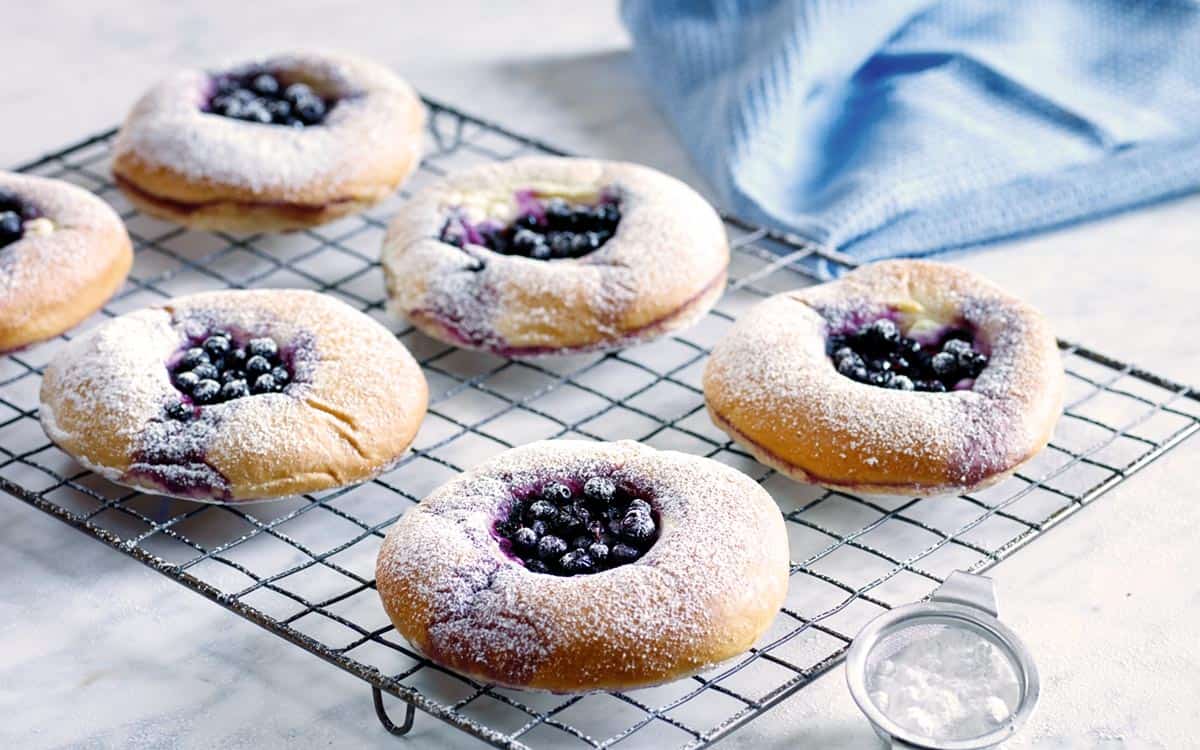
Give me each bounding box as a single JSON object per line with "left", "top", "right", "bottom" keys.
{"left": 555, "top": 508, "right": 585, "bottom": 535}
{"left": 529, "top": 244, "right": 553, "bottom": 261}
{"left": 295, "top": 96, "right": 326, "bottom": 124}
{"left": 867, "top": 319, "right": 900, "bottom": 344}
{"left": 214, "top": 96, "right": 243, "bottom": 118}
{"left": 512, "top": 526, "right": 538, "bottom": 551}
{"left": 943, "top": 339, "right": 972, "bottom": 356}
{"left": 514, "top": 213, "right": 544, "bottom": 231}
{"left": 0, "top": 211, "right": 21, "bottom": 241}
{"left": 174, "top": 370, "right": 200, "bottom": 392}
{"left": 270, "top": 366, "right": 290, "bottom": 386}
{"left": 544, "top": 198, "right": 571, "bottom": 229}
{"left": 525, "top": 559, "right": 549, "bottom": 574}
{"left": 558, "top": 550, "right": 595, "bottom": 575}
{"left": 179, "top": 347, "right": 209, "bottom": 370}
{"left": 529, "top": 519, "right": 549, "bottom": 537}
{"left": 252, "top": 374, "right": 277, "bottom": 393}
{"left": 583, "top": 476, "right": 616, "bottom": 503}
{"left": 548, "top": 232, "right": 573, "bottom": 257}
{"left": 588, "top": 542, "right": 609, "bottom": 563}
{"left": 610, "top": 543, "right": 640, "bottom": 564}
{"left": 869, "top": 359, "right": 892, "bottom": 372}
{"left": 511, "top": 228, "right": 542, "bottom": 255}
{"left": 247, "top": 337, "right": 278, "bottom": 359}
{"left": 891, "top": 375, "right": 915, "bottom": 390}
{"left": 570, "top": 535, "right": 593, "bottom": 551}
{"left": 192, "top": 379, "right": 221, "bottom": 404}
{"left": 266, "top": 99, "right": 292, "bottom": 122}
{"left": 245, "top": 355, "right": 271, "bottom": 377}
{"left": 595, "top": 203, "right": 620, "bottom": 228}
{"left": 191, "top": 363, "right": 219, "bottom": 381}
{"left": 166, "top": 402, "right": 193, "bottom": 421}
{"left": 203, "top": 334, "right": 231, "bottom": 358}
{"left": 240, "top": 101, "right": 273, "bottom": 124}
{"left": 960, "top": 350, "right": 988, "bottom": 376}
{"left": 251, "top": 73, "right": 280, "bottom": 96}
{"left": 569, "top": 233, "right": 592, "bottom": 256}
{"left": 836, "top": 354, "right": 865, "bottom": 377}
{"left": 869, "top": 370, "right": 894, "bottom": 387}
{"left": 917, "top": 379, "right": 947, "bottom": 392}
{"left": 284, "top": 82, "right": 314, "bottom": 104}
{"left": 541, "top": 482, "right": 573, "bottom": 504}
{"left": 537, "top": 535, "right": 568, "bottom": 560}
{"left": 220, "top": 379, "right": 249, "bottom": 400}
{"left": 525, "top": 500, "right": 557, "bottom": 522}
{"left": 583, "top": 231, "right": 605, "bottom": 251}
{"left": 627, "top": 498, "right": 652, "bottom": 516}
{"left": 930, "top": 352, "right": 957, "bottom": 376}
{"left": 226, "top": 347, "right": 248, "bottom": 370}
{"left": 621, "top": 511, "right": 656, "bottom": 544}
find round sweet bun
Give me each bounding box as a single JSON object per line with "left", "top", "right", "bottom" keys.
{"left": 376, "top": 440, "right": 789, "bottom": 693}
{"left": 39, "top": 289, "right": 428, "bottom": 502}
{"left": 111, "top": 51, "right": 425, "bottom": 232}
{"left": 703, "top": 260, "right": 1065, "bottom": 495}
{"left": 0, "top": 172, "right": 132, "bottom": 351}
{"left": 381, "top": 157, "right": 729, "bottom": 357}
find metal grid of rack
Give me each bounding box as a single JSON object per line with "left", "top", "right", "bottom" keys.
{"left": 3, "top": 99, "right": 1199, "bottom": 749}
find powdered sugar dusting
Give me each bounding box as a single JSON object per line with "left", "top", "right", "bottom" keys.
{"left": 703, "top": 261, "right": 1064, "bottom": 492}
{"left": 382, "top": 157, "right": 728, "bottom": 356}
{"left": 376, "top": 440, "right": 789, "bottom": 691}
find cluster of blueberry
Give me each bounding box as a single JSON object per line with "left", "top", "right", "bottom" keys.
{"left": 496, "top": 476, "right": 659, "bottom": 576}
{"left": 442, "top": 198, "right": 621, "bottom": 261}
{"left": 0, "top": 190, "right": 38, "bottom": 250}
{"left": 828, "top": 318, "right": 989, "bottom": 392}
{"left": 207, "top": 72, "right": 329, "bottom": 128}
{"left": 167, "top": 332, "right": 292, "bottom": 419}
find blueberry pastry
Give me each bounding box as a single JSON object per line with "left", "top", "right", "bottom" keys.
{"left": 375, "top": 440, "right": 788, "bottom": 692}
{"left": 39, "top": 290, "right": 428, "bottom": 502}
{"left": 703, "top": 260, "right": 1064, "bottom": 494}
{"left": 0, "top": 172, "right": 132, "bottom": 352}
{"left": 381, "top": 157, "right": 729, "bottom": 356}
{"left": 112, "top": 51, "right": 424, "bottom": 232}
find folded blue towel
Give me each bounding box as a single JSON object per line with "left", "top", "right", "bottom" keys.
{"left": 622, "top": 0, "right": 1200, "bottom": 270}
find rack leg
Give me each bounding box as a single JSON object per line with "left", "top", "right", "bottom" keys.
{"left": 373, "top": 686, "right": 416, "bottom": 737}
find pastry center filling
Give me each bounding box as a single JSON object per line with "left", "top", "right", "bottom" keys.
{"left": 827, "top": 318, "right": 989, "bottom": 392}
{"left": 440, "top": 190, "right": 621, "bottom": 260}
{"left": 166, "top": 331, "right": 292, "bottom": 419}
{"left": 205, "top": 71, "right": 331, "bottom": 127}
{"left": 0, "top": 190, "right": 42, "bottom": 250}
{"left": 495, "top": 476, "right": 658, "bottom": 576}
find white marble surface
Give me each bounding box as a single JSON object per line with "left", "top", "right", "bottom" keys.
{"left": 3, "top": 2, "right": 1199, "bottom": 748}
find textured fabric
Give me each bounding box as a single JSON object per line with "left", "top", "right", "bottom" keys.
{"left": 622, "top": 0, "right": 1200, "bottom": 267}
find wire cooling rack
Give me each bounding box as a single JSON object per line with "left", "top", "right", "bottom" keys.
{"left": 3, "top": 98, "right": 1200, "bottom": 749}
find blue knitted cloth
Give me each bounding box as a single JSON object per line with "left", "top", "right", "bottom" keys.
{"left": 622, "top": 0, "right": 1200, "bottom": 265}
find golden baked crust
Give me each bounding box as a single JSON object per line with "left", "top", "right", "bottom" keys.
{"left": 111, "top": 51, "right": 425, "bottom": 232}
{"left": 381, "top": 157, "right": 729, "bottom": 356}
{"left": 703, "top": 260, "right": 1065, "bottom": 494}
{"left": 0, "top": 172, "right": 132, "bottom": 351}
{"left": 375, "top": 440, "right": 789, "bottom": 692}
{"left": 39, "top": 289, "right": 428, "bottom": 501}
